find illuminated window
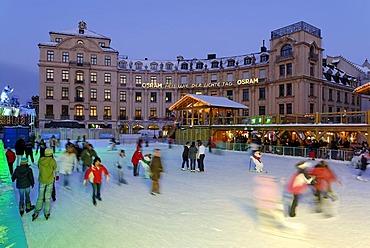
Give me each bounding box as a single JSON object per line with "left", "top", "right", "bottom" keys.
{"left": 77, "top": 53, "right": 84, "bottom": 65}
{"left": 165, "top": 76, "right": 172, "bottom": 84}
{"left": 76, "top": 71, "right": 84, "bottom": 82}
{"left": 105, "top": 56, "right": 111, "bottom": 66}
{"left": 76, "top": 87, "right": 83, "bottom": 98}
{"left": 62, "top": 70, "right": 69, "bottom": 82}
{"left": 90, "top": 89, "right": 97, "bottom": 101}
{"left": 104, "top": 106, "right": 111, "bottom": 116}
{"left": 47, "top": 51, "right": 54, "bottom": 61}
{"left": 135, "top": 92, "right": 142, "bottom": 102}
{"left": 90, "top": 72, "right": 97, "bottom": 83}
{"left": 61, "top": 87, "right": 69, "bottom": 99}
{"left": 135, "top": 75, "right": 142, "bottom": 86}
{"left": 91, "top": 55, "right": 97, "bottom": 65}
{"left": 120, "top": 75, "right": 127, "bottom": 84}
{"left": 46, "top": 87, "right": 54, "bottom": 99}
{"left": 62, "top": 52, "right": 69, "bottom": 63}
{"left": 120, "top": 91, "right": 126, "bottom": 102}
{"left": 150, "top": 108, "right": 157, "bottom": 117}
{"left": 150, "top": 76, "right": 157, "bottom": 83}
{"left": 104, "top": 73, "right": 111, "bottom": 84}
{"left": 104, "top": 89, "right": 111, "bottom": 101}
{"left": 75, "top": 105, "right": 83, "bottom": 116}
{"left": 150, "top": 92, "right": 157, "bottom": 103}
{"left": 165, "top": 92, "right": 172, "bottom": 103}
{"left": 90, "top": 106, "right": 97, "bottom": 116}
{"left": 46, "top": 69, "right": 54, "bottom": 81}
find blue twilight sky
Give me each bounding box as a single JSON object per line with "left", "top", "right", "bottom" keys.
{"left": 0, "top": 0, "right": 369, "bottom": 102}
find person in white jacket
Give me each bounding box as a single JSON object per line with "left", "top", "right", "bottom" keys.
{"left": 115, "top": 150, "right": 128, "bottom": 185}
{"left": 56, "top": 145, "right": 78, "bottom": 189}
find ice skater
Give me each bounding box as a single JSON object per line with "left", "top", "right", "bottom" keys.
{"left": 150, "top": 149, "right": 163, "bottom": 195}
{"left": 181, "top": 141, "right": 190, "bottom": 171}
{"left": 115, "top": 150, "right": 128, "bottom": 185}
{"left": 250, "top": 150, "right": 264, "bottom": 172}
{"left": 84, "top": 157, "right": 110, "bottom": 206}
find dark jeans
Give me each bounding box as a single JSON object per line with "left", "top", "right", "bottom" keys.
{"left": 133, "top": 163, "right": 139, "bottom": 176}
{"left": 91, "top": 183, "right": 101, "bottom": 203}
{"left": 18, "top": 187, "right": 31, "bottom": 207}
{"left": 8, "top": 162, "right": 13, "bottom": 174}
{"left": 182, "top": 157, "right": 189, "bottom": 169}
{"left": 199, "top": 154, "right": 205, "bottom": 171}
{"left": 190, "top": 159, "right": 196, "bottom": 170}
{"left": 26, "top": 152, "right": 34, "bottom": 163}
{"left": 289, "top": 194, "right": 299, "bottom": 217}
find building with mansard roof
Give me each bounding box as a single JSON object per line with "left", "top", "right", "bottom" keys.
{"left": 38, "top": 21, "right": 363, "bottom": 134}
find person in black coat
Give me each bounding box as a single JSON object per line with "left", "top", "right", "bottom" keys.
{"left": 181, "top": 142, "right": 190, "bottom": 171}
{"left": 39, "top": 139, "right": 47, "bottom": 158}
{"left": 11, "top": 157, "right": 35, "bottom": 216}
{"left": 15, "top": 135, "right": 26, "bottom": 166}
{"left": 25, "top": 139, "right": 35, "bottom": 165}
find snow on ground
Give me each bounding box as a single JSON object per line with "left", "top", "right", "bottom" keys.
{"left": 17, "top": 141, "right": 370, "bottom": 248}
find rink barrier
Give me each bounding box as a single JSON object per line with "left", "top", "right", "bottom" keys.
{"left": 0, "top": 141, "right": 28, "bottom": 247}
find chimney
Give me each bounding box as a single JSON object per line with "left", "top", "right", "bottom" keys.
{"left": 207, "top": 54, "right": 216, "bottom": 60}
{"left": 261, "top": 40, "right": 267, "bottom": 52}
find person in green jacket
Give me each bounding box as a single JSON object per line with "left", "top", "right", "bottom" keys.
{"left": 80, "top": 143, "right": 98, "bottom": 172}
{"left": 32, "top": 148, "right": 58, "bottom": 221}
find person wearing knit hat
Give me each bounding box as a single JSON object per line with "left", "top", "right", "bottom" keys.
{"left": 32, "top": 147, "right": 58, "bottom": 221}
{"left": 285, "top": 161, "right": 316, "bottom": 217}
{"left": 12, "top": 157, "right": 35, "bottom": 216}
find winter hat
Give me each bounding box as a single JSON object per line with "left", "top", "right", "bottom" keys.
{"left": 45, "top": 148, "right": 53, "bottom": 157}
{"left": 296, "top": 161, "right": 311, "bottom": 170}
{"left": 20, "top": 157, "right": 28, "bottom": 165}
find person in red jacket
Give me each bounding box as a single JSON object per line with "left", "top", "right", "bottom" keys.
{"left": 131, "top": 147, "right": 144, "bottom": 177}
{"left": 286, "top": 161, "right": 316, "bottom": 217}
{"left": 83, "top": 157, "right": 109, "bottom": 206}
{"left": 6, "top": 147, "right": 16, "bottom": 174}
{"left": 309, "top": 161, "right": 340, "bottom": 212}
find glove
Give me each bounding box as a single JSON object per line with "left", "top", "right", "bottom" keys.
{"left": 83, "top": 180, "right": 87, "bottom": 186}
{"left": 55, "top": 176, "right": 59, "bottom": 181}
{"left": 117, "top": 165, "right": 122, "bottom": 169}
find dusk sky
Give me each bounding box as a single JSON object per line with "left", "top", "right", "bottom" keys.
{"left": 0, "top": 0, "right": 369, "bottom": 102}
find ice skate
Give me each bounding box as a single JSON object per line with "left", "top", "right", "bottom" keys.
{"left": 26, "top": 205, "right": 35, "bottom": 213}
{"left": 32, "top": 213, "right": 38, "bottom": 221}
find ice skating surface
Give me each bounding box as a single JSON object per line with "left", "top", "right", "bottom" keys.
{"left": 20, "top": 143, "right": 370, "bottom": 248}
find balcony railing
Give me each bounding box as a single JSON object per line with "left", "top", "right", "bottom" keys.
{"left": 119, "top": 115, "right": 127, "bottom": 120}
{"left": 103, "top": 115, "right": 112, "bottom": 120}
{"left": 74, "top": 115, "right": 85, "bottom": 121}
{"left": 60, "top": 114, "right": 70, "bottom": 120}
{"left": 134, "top": 116, "right": 142, "bottom": 120}
{"left": 75, "top": 97, "right": 84, "bottom": 102}
{"left": 74, "top": 79, "right": 85, "bottom": 84}
{"left": 69, "top": 61, "right": 91, "bottom": 68}
{"left": 276, "top": 52, "right": 294, "bottom": 62}
{"left": 45, "top": 114, "right": 54, "bottom": 119}
{"left": 89, "top": 116, "right": 98, "bottom": 120}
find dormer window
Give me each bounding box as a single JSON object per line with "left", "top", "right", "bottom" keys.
{"left": 196, "top": 62, "right": 204, "bottom": 69}
{"left": 150, "top": 63, "right": 158, "bottom": 70}
{"left": 260, "top": 54, "right": 269, "bottom": 62}
{"left": 118, "top": 61, "right": 127, "bottom": 69}
{"left": 244, "top": 57, "right": 252, "bottom": 65}
{"left": 99, "top": 42, "right": 105, "bottom": 47}
{"left": 166, "top": 62, "right": 173, "bottom": 70}
{"left": 181, "top": 63, "right": 188, "bottom": 70}
{"left": 55, "top": 38, "right": 62, "bottom": 43}
{"left": 227, "top": 60, "right": 235, "bottom": 67}
{"left": 211, "top": 61, "right": 219, "bottom": 68}
{"left": 135, "top": 62, "right": 143, "bottom": 70}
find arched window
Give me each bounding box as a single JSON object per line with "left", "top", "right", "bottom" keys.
{"left": 281, "top": 44, "right": 292, "bottom": 57}
{"left": 165, "top": 62, "right": 173, "bottom": 70}
{"left": 150, "top": 62, "right": 158, "bottom": 70}
{"left": 196, "top": 62, "right": 204, "bottom": 69}
{"left": 135, "top": 62, "right": 143, "bottom": 70}
{"left": 181, "top": 62, "right": 188, "bottom": 70}
{"left": 211, "top": 61, "right": 219, "bottom": 68}
{"left": 118, "top": 61, "right": 127, "bottom": 69}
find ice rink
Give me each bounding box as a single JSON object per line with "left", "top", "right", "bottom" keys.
{"left": 18, "top": 141, "right": 370, "bottom": 248}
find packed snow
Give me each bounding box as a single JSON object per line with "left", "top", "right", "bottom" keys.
{"left": 15, "top": 140, "right": 370, "bottom": 248}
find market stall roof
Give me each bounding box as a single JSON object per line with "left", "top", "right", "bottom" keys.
{"left": 169, "top": 94, "right": 248, "bottom": 111}
{"left": 353, "top": 81, "right": 370, "bottom": 95}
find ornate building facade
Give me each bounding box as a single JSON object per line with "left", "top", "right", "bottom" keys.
{"left": 38, "top": 21, "right": 362, "bottom": 134}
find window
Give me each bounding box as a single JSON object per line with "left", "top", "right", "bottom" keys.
{"left": 61, "top": 87, "right": 69, "bottom": 99}
{"left": 259, "top": 69, "right": 266, "bottom": 79}
{"left": 62, "top": 105, "right": 68, "bottom": 116}
{"left": 195, "top": 75, "right": 202, "bottom": 84}
{"left": 119, "top": 91, "right": 126, "bottom": 102}
{"left": 135, "top": 108, "right": 142, "bottom": 119}
{"left": 211, "top": 74, "right": 217, "bottom": 83}
{"left": 90, "top": 89, "right": 97, "bottom": 101}
{"left": 352, "top": 95, "right": 355, "bottom": 104}
{"left": 195, "top": 91, "right": 202, "bottom": 95}
{"left": 46, "top": 87, "right": 54, "bottom": 99}
{"left": 46, "top": 105, "right": 53, "bottom": 115}
{"left": 279, "top": 104, "right": 284, "bottom": 114}
{"left": 181, "top": 63, "right": 188, "bottom": 70}
{"left": 180, "top": 76, "right": 187, "bottom": 84}
{"left": 99, "top": 42, "right": 105, "bottom": 47}
{"left": 104, "top": 106, "right": 111, "bottom": 116}
{"left": 279, "top": 65, "right": 285, "bottom": 76}
{"left": 75, "top": 105, "right": 83, "bottom": 116}
{"left": 104, "top": 73, "right": 111, "bottom": 84}
{"left": 281, "top": 44, "right": 292, "bottom": 57}
{"left": 118, "top": 61, "right": 127, "bottom": 69}
{"left": 243, "top": 71, "right": 250, "bottom": 79}
{"left": 242, "top": 89, "right": 249, "bottom": 101}
{"left": 329, "top": 89, "right": 333, "bottom": 101}
{"left": 260, "top": 54, "right": 268, "bottom": 62}
{"left": 344, "top": 92, "right": 348, "bottom": 104}
{"left": 259, "top": 88, "right": 266, "bottom": 100}
{"left": 135, "top": 75, "right": 142, "bottom": 86}
{"left": 55, "top": 38, "right": 62, "bottom": 43}
{"left": 150, "top": 76, "right": 157, "bottom": 84}
{"left": 310, "top": 63, "right": 314, "bottom": 77}
{"left": 76, "top": 87, "right": 84, "bottom": 98}
{"left": 47, "top": 51, "right": 54, "bottom": 61}
{"left": 287, "top": 63, "right": 292, "bottom": 75}
{"left": 105, "top": 56, "right": 111, "bottom": 66}
{"left": 135, "top": 62, "right": 143, "bottom": 70}
{"left": 150, "top": 108, "right": 157, "bottom": 117}
{"left": 227, "top": 73, "right": 233, "bottom": 82}
{"left": 120, "top": 75, "right": 127, "bottom": 84}
{"left": 165, "top": 63, "right": 173, "bottom": 70}
{"left": 286, "top": 103, "right": 292, "bottom": 114}
{"left": 226, "top": 90, "right": 233, "bottom": 100}
{"left": 196, "top": 62, "right": 204, "bottom": 69}
{"left": 150, "top": 92, "right": 157, "bottom": 103}
{"left": 62, "top": 70, "right": 69, "bottom": 82}
{"left": 279, "top": 84, "right": 285, "bottom": 97}
{"left": 310, "top": 103, "right": 314, "bottom": 113}
{"left": 259, "top": 106, "right": 266, "bottom": 115}
{"left": 211, "top": 91, "right": 217, "bottom": 97}
{"left": 309, "top": 83, "right": 314, "bottom": 96}
{"left": 165, "top": 76, "right": 172, "bottom": 84}
{"left": 165, "top": 92, "right": 172, "bottom": 103}
{"left": 286, "top": 83, "right": 292, "bottom": 96}
{"left": 211, "top": 61, "right": 219, "bottom": 68}
{"left": 227, "top": 60, "right": 235, "bottom": 67}
{"left": 77, "top": 53, "right": 84, "bottom": 65}
{"left": 322, "top": 88, "right": 326, "bottom": 100}
{"left": 165, "top": 108, "right": 172, "bottom": 118}
{"left": 76, "top": 71, "right": 84, "bottom": 83}
{"left": 119, "top": 108, "right": 126, "bottom": 119}
{"left": 62, "top": 52, "right": 69, "bottom": 63}
{"left": 150, "top": 63, "right": 158, "bottom": 70}
{"left": 135, "top": 92, "right": 142, "bottom": 102}
{"left": 328, "top": 106, "right": 333, "bottom": 113}
{"left": 46, "top": 69, "right": 54, "bottom": 81}
{"left": 91, "top": 55, "right": 97, "bottom": 65}
{"left": 90, "top": 72, "right": 97, "bottom": 83}
{"left": 337, "top": 91, "right": 341, "bottom": 102}
{"left": 244, "top": 57, "right": 252, "bottom": 65}
{"left": 90, "top": 106, "right": 97, "bottom": 117}
{"left": 104, "top": 89, "right": 111, "bottom": 101}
